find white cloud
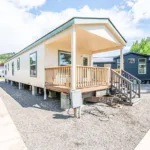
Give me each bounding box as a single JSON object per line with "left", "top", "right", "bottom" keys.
{"left": 126, "top": 0, "right": 135, "bottom": 7}
{"left": 128, "top": 0, "right": 150, "bottom": 22}
{"left": 0, "top": 1, "right": 148, "bottom": 55}
{"left": 8, "top": 0, "right": 46, "bottom": 9}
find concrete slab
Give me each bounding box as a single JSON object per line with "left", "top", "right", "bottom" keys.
{"left": 0, "top": 98, "right": 27, "bottom": 150}
{"left": 135, "top": 130, "right": 150, "bottom": 150}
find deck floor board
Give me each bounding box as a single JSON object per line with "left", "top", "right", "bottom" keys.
{"left": 46, "top": 85, "right": 110, "bottom": 94}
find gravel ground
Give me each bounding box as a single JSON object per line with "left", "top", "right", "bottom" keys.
{"left": 0, "top": 81, "right": 150, "bottom": 150}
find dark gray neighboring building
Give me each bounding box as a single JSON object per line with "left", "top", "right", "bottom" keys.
{"left": 94, "top": 52, "right": 150, "bottom": 83}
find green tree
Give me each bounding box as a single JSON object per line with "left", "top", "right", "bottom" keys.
{"left": 131, "top": 37, "right": 150, "bottom": 55}
{"left": 0, "top": 52, "right": 15, "bottom": 64}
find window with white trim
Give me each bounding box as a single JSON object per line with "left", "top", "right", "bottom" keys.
{"left": 59, "top": 51, "right": 71, "bottom": 66}
{"left": 17, "top": 58, "right": 20, "bottom": 70}
{"left": 30, "top": 52, "right": 37, "bottom": 77}
{"left": 5, "top": 65, "right": 7, "bottom": 75}
{"left": 128, "top": 58, "right": 135, "bottom": 64}
{"left": 138, "top": 58, "right": 146, "bottom": 74}
{"left": 12, "top": 62, "right": 14, "bottom": 76}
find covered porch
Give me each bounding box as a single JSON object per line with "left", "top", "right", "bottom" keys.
{"left": 44, "top": 18, "right": 126, "bottom": 93}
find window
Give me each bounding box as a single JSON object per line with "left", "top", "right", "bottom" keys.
{"left": 117, "top": 59, "right": 120, "bottom": 69}
{"left": 12, "top": 62, "right": 14, "bottom": 76}
{"left": 17, "top": 58, "right": 20, "bottom": 70}
{"left": 128, "top": 58, "right": 135, "bottom": 64}
{"left": 5, "top": 65, "right": 7, "bottom": 75}
{"left": 30, "top": 52, "right": 37, "bottom": 77}
{"left": 59, "top": 51, "right": 71, "bottom": 66}
{"left": 138, "top": 58, "right": 146, "bottom": 74}
{"left": 117, "top": 64, "right": 120, "bottom": 69}
{"left": 117, "top": 59, "right": 120, "bottom": 63}
{"left": 83, "top": 57, "right": 88, "bottom": 66}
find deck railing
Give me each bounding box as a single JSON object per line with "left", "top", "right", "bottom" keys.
{"left": 45, "top": 66, "right": 110, "bottom": 88}
{"left": 113, "top": 69, "right": 120, "bottom": 74}
{"left": 76, "top": 66, "right": 110, "bottom": 88}
{"left": 45, "top": 66, "right": 71, "bottom": 87}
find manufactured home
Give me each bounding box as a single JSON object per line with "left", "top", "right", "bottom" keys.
{"left": 94, "top": 52, "right": 150, "bottom": 83}
{"left": 4, "top": 17, "right": 141, "bottom": 110}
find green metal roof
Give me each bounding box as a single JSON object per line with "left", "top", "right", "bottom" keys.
{"left": 5, "top": 17, "right": 127, "bottom": 63}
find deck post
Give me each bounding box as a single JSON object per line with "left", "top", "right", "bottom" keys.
{"left": 22, "top": 83, "right": 24, "bottom": 89}
{"left": 32, "top": 86, "right": 37, "bottom": 96}
{"left": 120, "top": 48, "right": 124, "bottom": 73}
{"left": 11, "top": 81, "right": 13, "bottom": 86}
{"left": 71, "top": 25, "right": 76, "bottom": 90}
{"left": 44, "top": 87, "right": 47, "bottom": 100}
{"left": 19, "top": 83, "right": 23, "bottom": 90}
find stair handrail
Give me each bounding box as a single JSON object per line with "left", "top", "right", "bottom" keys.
{"left": 111, "top": 69, "right": 133, "bottom": 102}
{"left": 121, "top": 70, "right": 141, "bottom": 98}
{"left": 121, "top": 70, "right": 141, "bottom": 83}
{"left": 112, "top": 70, "right": 132, "bottom": 84}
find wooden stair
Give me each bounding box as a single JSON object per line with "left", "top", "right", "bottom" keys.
{"left": 111, "top": 69, "right": 141, "bottom": 105}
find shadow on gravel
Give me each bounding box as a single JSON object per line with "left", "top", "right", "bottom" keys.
{"left": 53, "top": 114, "right": 74, "bottom": 119}
{"left": 0, "top": 81, "right": 63, "bottom": 113}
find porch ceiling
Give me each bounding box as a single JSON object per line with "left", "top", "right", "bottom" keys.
{"left": 46, "top": 25, "right": 123, "bottom": 54}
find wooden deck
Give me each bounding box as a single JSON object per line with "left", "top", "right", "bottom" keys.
{"left": 46, "top": 85, "right": 110, "bottom": 94}
{"left": 45, "top": 66, "right": 110, "bottom": 89}
{"left": 45, "top": 66, "right": 110, "bottom": 94}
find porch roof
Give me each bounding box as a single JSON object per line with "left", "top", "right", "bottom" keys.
{"left": 5, "top": 17, "right": 126, "bottom": 63}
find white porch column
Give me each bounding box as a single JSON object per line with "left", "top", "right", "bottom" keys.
{"left": 120, "top": 48, "right": 124, "bottom": 72}
{"left": 91, "top": 54, "right": 93, "bottom": 66}
{"left": 71, "top": 25, "right": 76, "bottom": 90}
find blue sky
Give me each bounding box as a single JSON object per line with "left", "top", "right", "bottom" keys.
{"left": 29, "top": 0, "right": 150, "bottom": 56}
{"left": 41, "top": 0, "right": 121, "bottom": 12}
{"left": 0, "top": 0, "right": 150, "bottom": 57}
{"left": 30, "top": 0, "right": 123, "bottom": 16}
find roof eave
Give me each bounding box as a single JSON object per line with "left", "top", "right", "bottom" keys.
{"left": 5, "top": 17, "right": 127, "bottom": 63}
